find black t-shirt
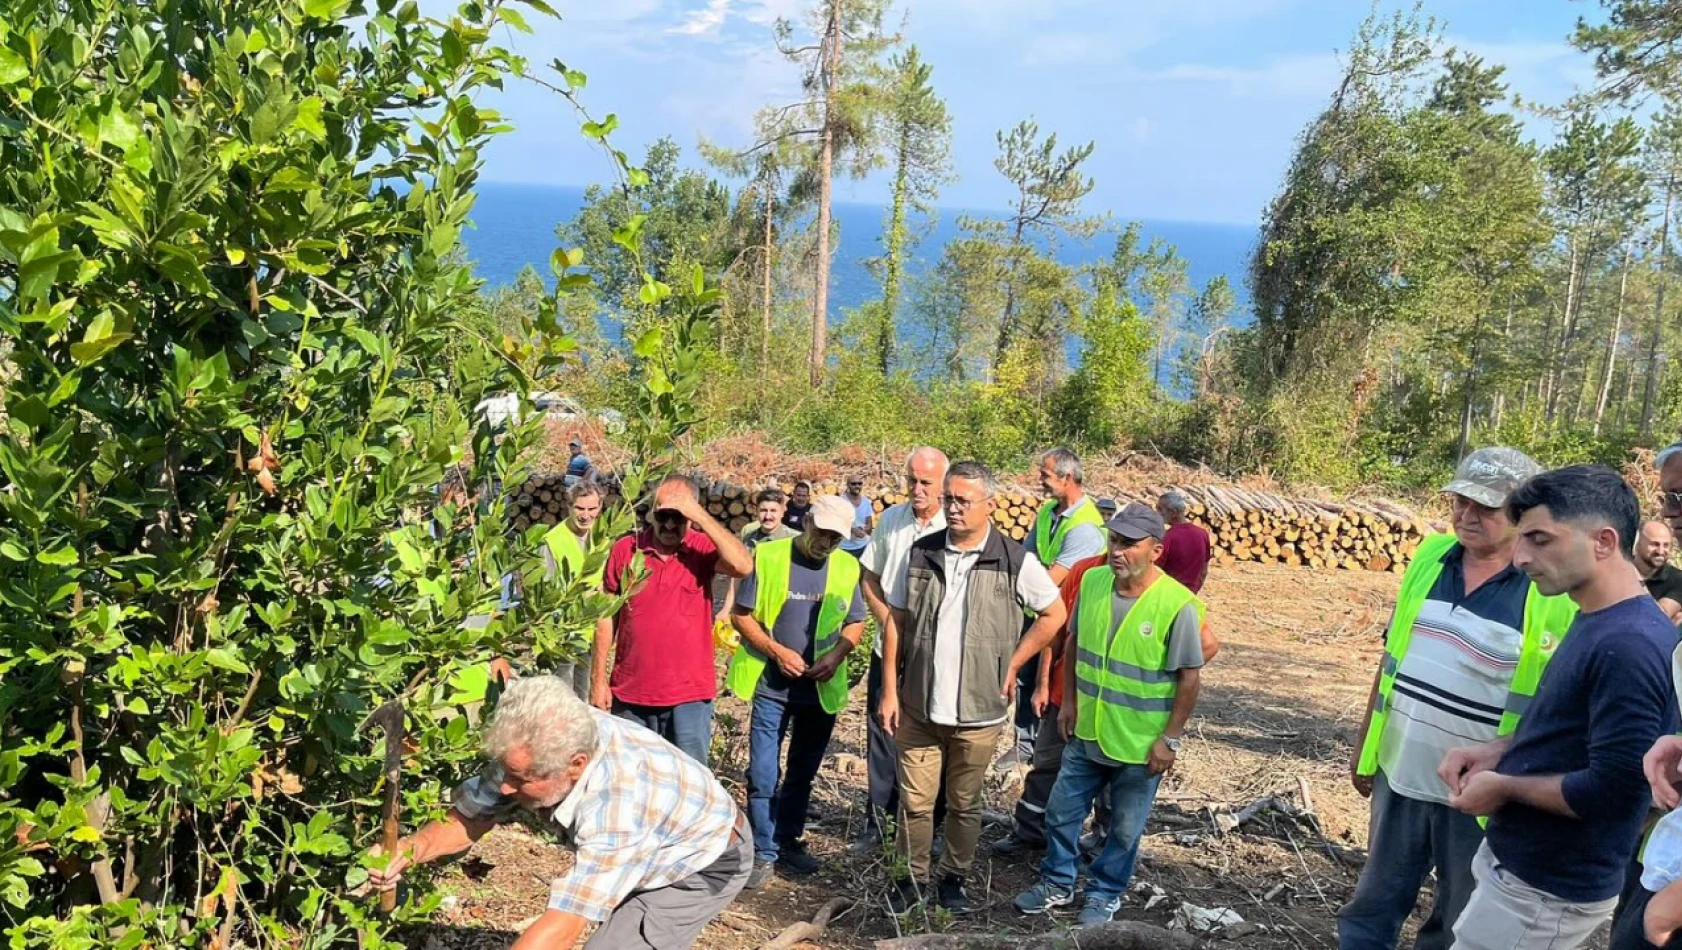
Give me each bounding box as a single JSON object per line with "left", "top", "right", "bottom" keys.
{"left": 1644, "top": 563, "right": 1682, "bottom": 608}
{"left": 782, "top": 502, "right": 811, "bottom": 532}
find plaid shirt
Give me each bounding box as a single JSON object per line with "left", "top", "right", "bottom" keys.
{"left": 453, "top": 709, "right": 741, "bottom": 922}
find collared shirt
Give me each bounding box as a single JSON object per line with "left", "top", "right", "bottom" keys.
{"left": 453, "top": 710, "right": 739, "bottom": 922}
{"left": 861, "top": 503, "right": 947, "bottom": 657}
{"left": 603, "top": 529, "right": 720, "bottom": 706}
{"left": 893, "top": 527, "right": 1058, "bottom": 726}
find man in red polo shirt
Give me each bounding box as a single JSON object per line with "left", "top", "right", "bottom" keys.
{"left": 592, "top": 475, "right": 753, "bottom": 767}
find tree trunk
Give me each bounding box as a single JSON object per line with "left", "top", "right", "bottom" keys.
{"left": 761, "top": 185, "right": 774, "bottom": 371}
{"left": 1645, "top": 177, "right": 1674, "bottom": 437}
{"left": 994, "top": 218, "right": 1028, "bottom": 370}
{"left": 1457, "top": 301, "right": 1491, "bottom": 462}
{"left": 1547, "top": 235, "right": 1583, "bottom": 422}
{"left": 809, "top": 0, "right": 841, "bottom": 387}
{"left": 879, "top": 123, "right": 910, "bottom": 376}
{"left": 1594, "top": 243, "right": 1634, "bottom": 435}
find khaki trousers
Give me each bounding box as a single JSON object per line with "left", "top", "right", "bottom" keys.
{"left": 1450, "top": 842, "right": 1617, "bottom": 950}
{"left": 895, "top": 712, "right": 1004, "bottom": 881}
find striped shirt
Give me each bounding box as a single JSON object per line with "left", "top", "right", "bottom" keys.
{"left": 453, "top": 709, "right": 740, "bottom": 922}
{"left": 1377, "top": 544, "right": 1530, "bottom": 804}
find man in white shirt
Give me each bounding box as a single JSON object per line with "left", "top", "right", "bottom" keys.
{"left": 855, "top": 447, "right": 948, "bottom": 849}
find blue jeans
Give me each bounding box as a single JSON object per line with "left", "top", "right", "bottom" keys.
{"left": 746, "top": 692, "right": 837, "bottom": 863}
{"left": 612, "top": 699, "right": 713, "bottom": 767}
{"left": 1038, "top": 738, "right": 1161, "bottom": 900}
{"left": 1336, "top": 771, "right": 1481, "bottom": 950}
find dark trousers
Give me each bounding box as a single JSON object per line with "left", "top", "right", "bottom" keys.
{"left": 1013, "top": 653, "right": 1042, "bottom": 757}
{"left": 865, "top": 653, "right": 944, "bottom": 834}
{"left": 612, "top": 699, "right": 713, "bottom": 768}
{"left": 1012, "top": 703, "right": 1109, "bottom": 848}
{"left": 1336, "top": 771, "right": 1482, "bottom": 950}
{"left": 746, "top": 692, "right": 836, "bottom": 863}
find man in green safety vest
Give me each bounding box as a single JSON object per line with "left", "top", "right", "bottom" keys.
{"left": 536, "top": 481, "right": 607, "bottom": 699}
{"left": 726, "top": 494, "right": 867, "bottom": 891}
{"left": 1002, "top": 447, "right": 1109, "bottom": 775}
{"left": 1012, "top": 502, "right": 1207, "bottom": 926}
{"left": 1338, "top": 447, "right": 1577, "bottom": 950}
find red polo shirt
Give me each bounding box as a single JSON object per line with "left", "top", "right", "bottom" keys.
{"left": 1158, "top": 521, "right": 1211, "bottom": 593}
{"left": 602, "top": 528, "right": 721, "bottom": 706}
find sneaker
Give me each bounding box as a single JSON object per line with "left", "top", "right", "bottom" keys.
{"left": 744, "top": 860, "right": 774, "bottom": 891}
{"left": 1013, "top": 881, "right": 1075, "bottom": 915}
{"left": 1078, "top": 893, "right": 1121, "bottom": 926}
{"left": 886, "top": 876, "right": 922, "bottom": 915}
{"left": 936, "top": 875, "right": 978, "bottom": 915}
{"left": 992, "top": 834, "right": 1041, "bottom": 858}
{"left": 775, "top": 840, "right": 821, "bottom": 876}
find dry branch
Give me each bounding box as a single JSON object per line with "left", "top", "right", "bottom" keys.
{"left": 758, "top": 897, "right": 849, "bottom": 950}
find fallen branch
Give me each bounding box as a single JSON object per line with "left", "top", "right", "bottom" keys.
{"left": 873, "top": 920, "right": 1201, "bottom": 950}
{"left": 759, "top": 897, "right": 849, "bottom": 950}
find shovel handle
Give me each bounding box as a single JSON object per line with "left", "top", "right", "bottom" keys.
{"left": 380, "top": 767, "right": 400, "bottom": 913}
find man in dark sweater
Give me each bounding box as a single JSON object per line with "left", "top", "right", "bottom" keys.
{"left": 1437, "top": 465, "right": 1679, "bottom": 950}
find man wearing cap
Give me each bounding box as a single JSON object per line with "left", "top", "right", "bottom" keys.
{"left": 592, "top": 475, "right": 753, "bottom": 767}
{"left": 1338, "top": 448, "right": 1578, "bottom": 950}
{"left": 565, "top": 439, "right": 592, "bottom": 487}
{"left": 726, "top": 495, "right": 867, "bottom": 889}
{"left": 1013, "top": 502, "right": 1207, "bottom": 925}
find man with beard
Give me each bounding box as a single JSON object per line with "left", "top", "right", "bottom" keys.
{"left": 1011, "top": 502, "right": 1206, "bottom": 926}
{"left": 1636, "top": 520, "right": 1682, "bottom": 624}
{"left": 365, "top": 676, "right": 751, "bottom": 950}
{"left": 1439, "top": 465, "right": 1676, "bottom": 950}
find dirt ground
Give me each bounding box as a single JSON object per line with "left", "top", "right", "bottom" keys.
{"left": 397, "top": 560, "right": 1601, "bottom": 950}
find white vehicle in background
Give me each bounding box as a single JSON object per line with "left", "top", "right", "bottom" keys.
{"left": 475, "top": 391, "right": 625, "bottom": 434}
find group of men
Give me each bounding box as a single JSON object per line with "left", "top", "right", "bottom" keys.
{"left": 362, "top": 439, "right": 1682, "bottom": 950}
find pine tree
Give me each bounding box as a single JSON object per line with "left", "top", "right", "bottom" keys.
{"left": 873, "top": 44, "right": 952, "bottom": 374}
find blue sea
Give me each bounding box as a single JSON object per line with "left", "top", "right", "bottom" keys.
{"left": 461, "top": 181, "right": 1257, "bottom": 366}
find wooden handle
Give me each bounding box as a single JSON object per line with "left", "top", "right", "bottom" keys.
{"left": 380, "top": 767, "right": 400, "bottom": 913}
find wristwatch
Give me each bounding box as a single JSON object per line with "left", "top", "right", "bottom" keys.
{"left": 1162, "top": 735, "right": 1182, "bottom": 752}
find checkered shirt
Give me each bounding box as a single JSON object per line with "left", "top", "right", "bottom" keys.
{"left": 452, "top": 709, "right": 740, "bottom": 922}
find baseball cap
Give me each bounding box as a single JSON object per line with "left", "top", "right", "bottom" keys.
{"left": 1442, "top": 447, "right": 1541, "bottom": 509}
{"left": 1106, "top": 502, "right": 1165, "bottom": 541}
{"left": 807, "top": 495, "right": 854, "bottom": 536}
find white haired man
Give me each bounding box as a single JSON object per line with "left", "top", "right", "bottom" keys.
{"left": 366, "top": 676, "right": 751, "bottom": 950}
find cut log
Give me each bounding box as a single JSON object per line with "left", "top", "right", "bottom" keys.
{"left": 757, "top": 898, "right": 849, "bottom": 950}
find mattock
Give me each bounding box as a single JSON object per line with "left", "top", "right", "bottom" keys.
{"left": 360, "top": 698, "right": 406, "bottom": 913}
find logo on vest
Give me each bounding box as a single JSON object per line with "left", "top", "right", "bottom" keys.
{"left": 1139, "top": 621, "right": 1155, "bottom": 637}
{"left": 1539, "top": 633, "right": 1557, "bottom": 654}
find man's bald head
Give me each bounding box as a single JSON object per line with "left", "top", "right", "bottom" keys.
{"left": 1636, "top": 519, "right": 1675, "bottom": 575}
{"left": 904, "top": 446, "right": 949, "bottom": 518}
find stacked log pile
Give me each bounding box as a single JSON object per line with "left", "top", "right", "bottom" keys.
{"left": 511, "top": 474, "right": 1431, "bottom": 573}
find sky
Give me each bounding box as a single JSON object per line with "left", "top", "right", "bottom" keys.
{"left": 473, "top": 0, "right": 1603, "bottom": 225}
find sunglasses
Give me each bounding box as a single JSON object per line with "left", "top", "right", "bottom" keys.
{"left": 652, "top": 510, "right": 687, "bottom": 526}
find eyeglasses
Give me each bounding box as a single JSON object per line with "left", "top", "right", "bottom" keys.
{"left": 942, "top": 494, "right": 988, "bottom": 511}
{"left": 652, "top": 510, "right": 687, "bottom": 526}
{"left": 1658, "top": 490, "right": 1682, "bottom": 514}
{"left": 1449, "top": 496, "right": 1502, "bottom": 518}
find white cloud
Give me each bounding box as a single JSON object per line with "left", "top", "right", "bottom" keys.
{"left": 669, "top": 0, "right": 733, "bottom": 35}
{"left": 1144, "top": 53, "right": 1343, "bottom": 100}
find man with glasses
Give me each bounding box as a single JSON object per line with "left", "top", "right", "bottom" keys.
{"left": 841, "top": 477, "right": 875, "bottom": 559}
{"left": 879, "top": 461, "right": 1067, "bottom": 915}
{"left": 1338, "top": 448, "right": 1579, "bottom": 950}
{"left": 592, "top": 475, "right": 754, "bottom": 767}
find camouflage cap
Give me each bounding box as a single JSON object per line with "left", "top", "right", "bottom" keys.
{"left": 1441, "top": 447, "right": 1543, "bottom": 509}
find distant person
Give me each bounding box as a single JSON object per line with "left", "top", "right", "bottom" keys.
{"left": 365, "top": 676, "right": 751, "bottom": 950}
{"left": 726, "top": 496, "right": 866, "bottom": 889}
{"left": 1438, "top": 465, "right": 1677, "bottom": 950}
{"left": 592, "top": 475, "right": 753, "bottom": 767}
{"left": 1013, "top": 503, "right": 1211, "bottom": 926}
{"left": 841, "top": 477, "right": 875, "bottom": 558}
{"left": 1636, "top": 520, "right": 1682, "bottom": 623}
{"left": 880, "top": 461, "right": 1066, "bottom": 915}
{"left": 1340, "top": 447, "right": 1577, "bottom": 950}
{"left": 1155, "top": 491, "right": 1211, "bottom": 593}
{"left": 782, "top": 481, "right": 813, "bottom": 532}
{"left": 537, "top": 481, "right": 610, "bottom": 697}
{"left": 1004, "top": 448, "right": 1106, "bottom": 772}
{"left": 856, "top": 447, "right": 949, "bottom": 850}
{"left": 564, "top": 439, "right": 592, "bottom": 487}
{"left": 718, "top": 489, "right": 800, "bottom": 630}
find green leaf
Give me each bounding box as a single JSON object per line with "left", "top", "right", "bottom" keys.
{"left": 0, "top": 541, "right": 27, "bottom": 561}
{"left": 206, "top": 648, "right": 250, "bottom": 675}
{"left": 36, "top": 547, "right": 78, "bottom": 566}
{"left": 98, "top": 108, "right": 141, "bottom": 153}
{"left": 0, "top": 49, "right": 28, "bottom": 86}
{"left": 500, "top": 7, "right": 531, "bottom": 33}
{"left": 632, "top": 328, "right": 662, "bottom": 358}
{"left": 294, "top": 97, "right": 326, "bottom": 140}
{"left": 565, "top": 68, "right": 587, "bottom": 90}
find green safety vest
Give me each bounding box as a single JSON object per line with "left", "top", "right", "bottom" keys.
{"left": 1033, "top": 496, "right": 1106, "bottom": 566}
{"left": 725, "top": 538, "right": 861, "bottom": 714}
{"left": 1355, "top": 532, "right": 1580, "bottom": 778}
{"left": 1073, "top": 569, "right": 1206, "bottom": 765}
{"left": 542, "top": 523, "right": 606, "bottom": 642}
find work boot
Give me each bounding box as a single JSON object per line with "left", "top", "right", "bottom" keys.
{"left": 744, "top": 860, "right": 774, "bottom": 891}
{"left": 849, "top": 823, "right": 885, "bottom": 856}
{"left": 991, "top": 833, "right": 1041, "bottom": 858}
{"left": 886, "top": 876, "right": 922, "bottom": 915}
{"left": 775, "top": 839, "right": 822, "bottom": 876}
{"left": 936, "top": 875, "right": 977, "bottom": 915}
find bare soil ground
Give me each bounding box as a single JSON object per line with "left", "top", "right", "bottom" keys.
{"left": 399, "top": 561, "right": 1499, "bottom": 950}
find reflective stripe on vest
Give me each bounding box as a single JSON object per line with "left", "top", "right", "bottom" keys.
{"left": 1072, "top": 569, "right": 1205, "bottom": 765}
{"left": 1033, "top": 497, "right": 1106, "bottom": 567}
{"left": 1355, "top": 533, "right": 1580, "bottom": 778}
{"left": 725, "top": 538, "right": 861, "bottom": 714}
